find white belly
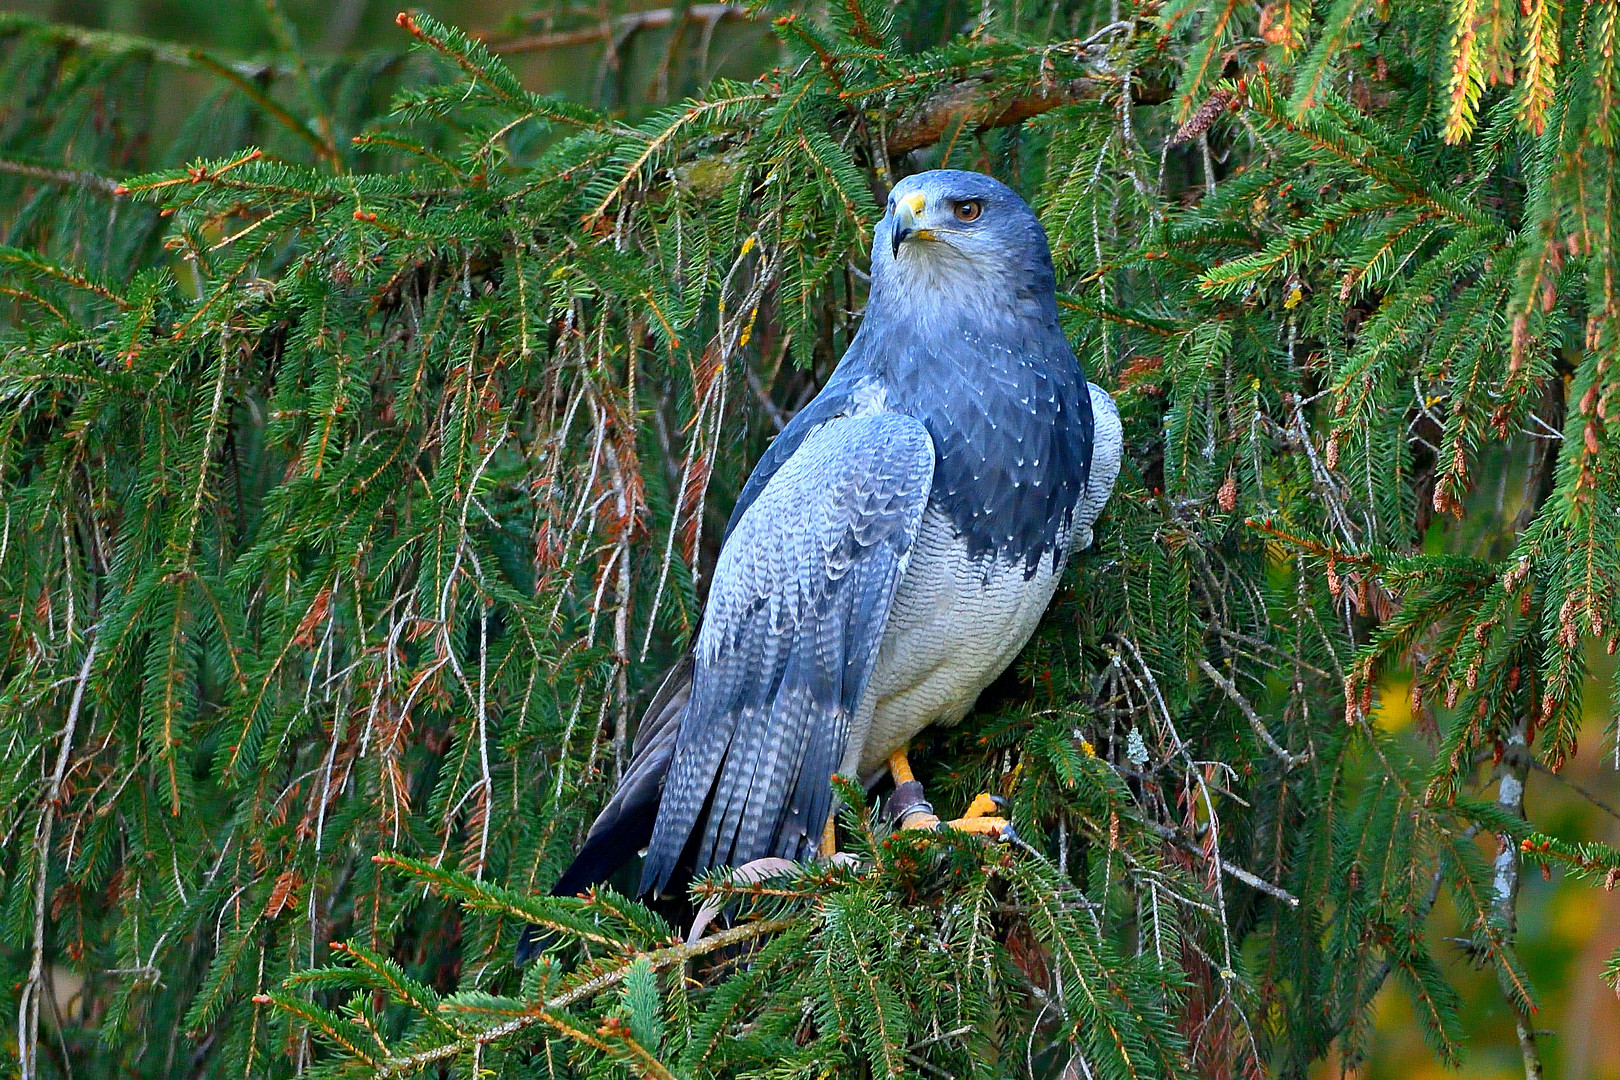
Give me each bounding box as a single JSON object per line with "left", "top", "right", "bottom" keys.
{"left": 843, "top": 505, "right": 1068, "bottom": 781}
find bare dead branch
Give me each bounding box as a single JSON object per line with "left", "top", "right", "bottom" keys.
{"left": 20, "top": 637, "right": 97, "bottom": 1080}
{"left": 488, "top": 4, "right": 749, "bottom": 55}
{"left": 1144, "top": 821, "right": 1300, "bottom": 907}
{"left": 0, "top": 158, "right": 120, "bottom": 195}
{"left": 1196, "top": 658, "right": 1311, "bottom": 770}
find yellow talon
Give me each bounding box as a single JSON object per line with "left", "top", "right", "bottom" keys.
{"left": 945, "top": 815, "right": 1013, "bottom": 840}
{"left": 961, "top": 792, "right": 1000, "bottom": 820}
{"left": 821, "top": 812, "right": 838, "bottom": 858}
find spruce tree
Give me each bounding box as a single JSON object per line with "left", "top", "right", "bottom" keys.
{"left": 2, "top": 1, "right": 1618, "bottom": 1077}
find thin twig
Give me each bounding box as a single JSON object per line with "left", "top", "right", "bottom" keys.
{"left": 1528, "top": 760, "right": 1620, "bottom": 823}
{"left": 1144, "top": 822, "right": 1300, "bottom": 907}
{"left": 1196, "top": 658, "right": 1311, "bottom": 770}
{"left": 488, "top": 4, "right": 748, "bottom": 54}
{"left": 19, "top": 636, "right": 98, "bottom": 1080}
{"left": 0, "top": 158, "right": 120, "bottom": 195}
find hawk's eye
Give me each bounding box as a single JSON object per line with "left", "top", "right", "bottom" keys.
{"left": 953, "top": 199, "right": 983, "bottom": 222}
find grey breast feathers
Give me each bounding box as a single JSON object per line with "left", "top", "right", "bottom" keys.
{"left": 640, "top": 411, "right": 935, "bottom": 895}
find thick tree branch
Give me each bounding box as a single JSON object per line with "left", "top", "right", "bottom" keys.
{"left": 886, "top": 75, "right": 1169, "bottom": 157}
{"left": 1493, "top": 729, "right": 1544, "bottom": 1080}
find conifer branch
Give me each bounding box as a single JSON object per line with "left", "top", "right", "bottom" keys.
{"left": 0, "top": 12, "right": 297, "bottom": 78}
{"left": 353, "top": 917, "right": 797, "bottom": 1075}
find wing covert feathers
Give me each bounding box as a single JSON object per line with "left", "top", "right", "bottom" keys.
{"left": 1073, "top": 384, "right": 1122, "bottom": 551}
{"left": 640, "top": 412, "right": 935, "bottom": 895}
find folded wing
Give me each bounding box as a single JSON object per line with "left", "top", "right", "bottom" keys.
{"left": 1073, "top": 383, "right": 1123, "bottom": 551}
{"left": 641, "top": 411, "right": 935, "bottom": 896}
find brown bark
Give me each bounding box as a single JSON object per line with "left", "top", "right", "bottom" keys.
{"left": 886, "top": 75, "right": 1169, "bottom": 157}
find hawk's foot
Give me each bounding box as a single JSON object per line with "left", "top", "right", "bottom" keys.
{"left": 886, "top": 748, "right": 1014, "bottom": 841}
{"left": 943, "top": 794, "right": 1014, "bottom": 841}
{"left": 886, "top": 747, "right": 939, "bottom": 829}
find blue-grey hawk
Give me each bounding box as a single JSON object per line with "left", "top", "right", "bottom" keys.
{"left": 534, "top": 169, "right": 1122, "bottom": 932}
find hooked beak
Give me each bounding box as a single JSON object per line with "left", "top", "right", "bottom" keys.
{"left": 890, "top": 192, "right": 928, "bottom": 259}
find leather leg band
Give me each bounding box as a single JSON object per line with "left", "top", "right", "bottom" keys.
{"left": 888, "top": 780, "right": 934, "bottom": 826}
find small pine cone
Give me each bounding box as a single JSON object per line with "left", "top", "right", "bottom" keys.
{"left": 1581, "top": 382, "right": 1601, "bottom": 415}
{"left": 1172, "top": 89, "right": 1234, "bottom": 146}
{"left": 1217, "top": 474, "right": 1237, "bottom": 512}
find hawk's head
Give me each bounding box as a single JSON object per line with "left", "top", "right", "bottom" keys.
{"left": 872, "top": 170, "right": 1056, "bottom": 308}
